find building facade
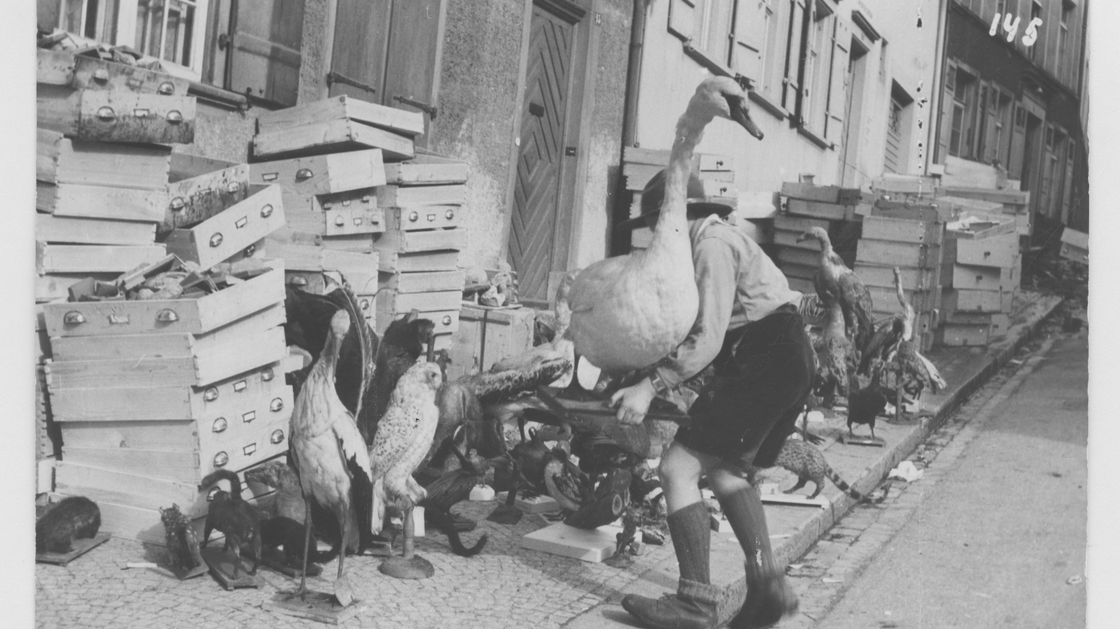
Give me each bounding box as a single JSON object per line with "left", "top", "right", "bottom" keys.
{"left": 937, "top": 0, "right": 1089, "bottom": 232}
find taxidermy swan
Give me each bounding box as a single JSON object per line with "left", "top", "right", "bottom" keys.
{"left": 567, "top": 76, "right": 764, "bottom": 372}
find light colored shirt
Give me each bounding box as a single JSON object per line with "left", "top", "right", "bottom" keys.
{"left": 653, "top": 216, "right": 802, "bottom": 389}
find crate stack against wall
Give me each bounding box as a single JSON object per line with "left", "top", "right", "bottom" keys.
{"left": 35, "top": 49, "right": 194, "bottom": 471}
{"left": 622, "top": 148, "right": 746, "bottom": 249}
{"left": 935, "top": 187, "right": 1032, "bottom": 240}
{"left": 774, "top": 182, "right": 867, "bottom": 296}
{"left": 855, "top": 191, "right": 952, "bottom": 352}
{"left": 938, "top": 226, "right": 1021, "bottom": 347}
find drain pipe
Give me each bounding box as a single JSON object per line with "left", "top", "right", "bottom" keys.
{"left": 612, "top": 0, "right": 649, "bottom": 256}
{"left": 925, "top": 0, "right": 949, "bottom": 175}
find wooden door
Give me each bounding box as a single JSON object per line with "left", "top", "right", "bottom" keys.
{"left": 508, "top": 4, "right": 579, "bottom": 302}
{"left": 227, "top": 0, "right": 305, "bottom": 106}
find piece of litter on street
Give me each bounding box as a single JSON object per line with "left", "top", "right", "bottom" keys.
{"left": 788, "top": 563, "right": 804, "bottom": 570}
{"left": 888, "top": 461, "right": 923, "bottom": 482}
{"left": 124, "top": 562, "right": 158, "bottom": 569}
{"left": 770, "top": 533, "right": 791, "bottom": 539}
{"left": 1010, "top": 359, "right": 1023, "bottom": 365}
{"left": 822, "top": 578, "right": 842, "bottom": 584}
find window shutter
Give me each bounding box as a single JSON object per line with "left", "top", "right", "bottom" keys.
{"left": 731, "top": 0, "right": 768, "bottom": 81}
{"left": 824, "top": 17, "right": 851, "bottom": 145}
{"left": 1061, "top": 143, "right": 1075, "bottom": 222}
{"left": 1008, "top": 104, "right": 1027, "bottom": 176}
{"left": 328, "top": 0, "right": 393, "bottom": 101}
{"left": 983, "top": 84, "right": 1000, "bottom": 163}
{"left": 228, "top": 0, "right": 305, "bottom": 107}
{"left": 935, "top": 60, "right": 957, "bottom": 164}
{"left": 781, "top": 0, "right": 806, "bottom": 111}
{"left": 381, "top": 0, "right": 446, "bottom": 144}
{"left": 798, "top": 0, "right": 820, "bottom": 129}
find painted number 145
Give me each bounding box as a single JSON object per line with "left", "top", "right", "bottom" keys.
{"left": 990, "top": 12, "right": 1043, "bottom": 46}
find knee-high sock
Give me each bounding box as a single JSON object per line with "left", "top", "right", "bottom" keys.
{"left": 667, "top": 501, "right": 712, "bottom": 585}
{"left": 717, "top": 486, "right": 777, "bottom": 580}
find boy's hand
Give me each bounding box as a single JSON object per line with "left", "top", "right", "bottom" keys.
{"left": 611, "top": 377, "right": 657, "bottom": 425}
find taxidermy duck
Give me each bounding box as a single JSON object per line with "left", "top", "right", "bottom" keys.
{"left": 816, "top": 301, "right": 856, "bottom": 409}
{"left": 287, "top": 310, "right": 373, "bottom": 604}
{"left": 798, "top": 226, "right": 874, "bottom": 352}
{"left": 567, "top": 76, "right": 764, "bottom": 372}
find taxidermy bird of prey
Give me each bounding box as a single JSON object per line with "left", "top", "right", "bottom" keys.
{"left": 370, "top": 360, "right": 445, "bottom": 533}
{"left": 798, "top": 226, "right": 874, "bottom": 351}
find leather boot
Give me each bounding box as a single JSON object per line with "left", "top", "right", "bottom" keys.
{"left": 621, "top": 578, "right": 721, "bottom": 629}
{"left": 726, "top": 571, "right": 799, "bottom": 629}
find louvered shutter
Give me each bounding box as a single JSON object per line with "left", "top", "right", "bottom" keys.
{"left": 935, "top": 60, "right": 957, "bottom": 164}
{"left": 1008, "top": 103, "right": 1027, "bottom": 176}
{"left": 824, "top": 17, "right": 851, "bottom": 145}
{"left": 983, "top": 84, "right": 1000, "bottom": 163}
{"left": 669, "top": 0, "right": 698, "bottom": 40}
{"left": 381, "top": 0, "right": 447, "bottom": 144}
{"left": 781, "top": 0, "right": 806, "bottom": 112}
{"left": 731, "top": 0, "right": 769, "bottom": 82}
{"left": 228, "top": 0, "right": 305, "bottom": 107}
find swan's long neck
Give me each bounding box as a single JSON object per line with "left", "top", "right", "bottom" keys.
{"left": 824, "top": 301, "right": 846, "bottom": 340}
{"left": 649, "top": 111, "right": 712, "bottom": 252}
{"left": 892, "top": 273, "right": 914, "bottom": 339}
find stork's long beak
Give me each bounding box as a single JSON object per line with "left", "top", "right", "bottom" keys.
{"left": 729, "top": 95, "right": 765, "bottom": 140}
{"left": 796, "top": 233, "right": 810, "bottom": 243}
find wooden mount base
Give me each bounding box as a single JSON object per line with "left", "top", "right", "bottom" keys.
{"left": 378, "top": 555, "right": 435, "bottom": 579}
{"left": 36, "top": 532, "right": 110, "bottom": 566}
{"left": 264, "top": 591, "right": 366, "bottom": 625}
{"left": 200, "top": 546, "right": 263, "bottom": 590}
{"left": 838, "top": 433, "right": 885, "bottom": 447}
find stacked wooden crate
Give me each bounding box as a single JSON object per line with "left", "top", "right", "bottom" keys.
{"left": 855, "top": 196, "right": 952, "bottom": 351}
{"left": 372, "top": 155, "right": 470, "bottom": 352}
{"left": 35, "top": 49, "right": 195, "bottom": 468}
{"left": 936, "top": 187, "right": 1031, "bottom": 238}
{"left": 1059, "top": 227, "right": 1088, "bottom": 265}
{"left": 44, "top": 262, "right": 293, "bottom": 543}
{"left": 622, "top": 148, "right": 753, "bottom": 249}
{"left": 774, "top": 182, "right": 867, "bottom": 296}
{"left": 938, "top": 228, "right": 1021, "bottom": 347}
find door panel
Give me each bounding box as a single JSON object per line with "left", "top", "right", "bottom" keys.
{"left": 508, "top": 6, "right": 575, "bottom": 302}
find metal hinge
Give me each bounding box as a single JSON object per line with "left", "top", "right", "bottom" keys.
{"left": 326, "top": 71, "right": 378, "bottom": 95}
{"left": 394, "top": 95, "right": 438, "bottom": 119}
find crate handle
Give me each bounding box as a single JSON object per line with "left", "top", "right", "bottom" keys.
{"left": 334, "top": 214, "right": 346, "bottom": 226}
{"left": 203, "top": 387, "right": 219, "bottom": 401}
{"left": 342, "top": 199, "right": 351, "bottom": 207}
{"left": 270, "top": 397, "right": 284, "bottom": 412}
{"left": 214, "top": 451, "right": 229, "bottom": 467}
{"left": 270, "top": 430, "right": 285, "bottom": 444}
{"left": 242, "top": 410, "right": 256, "bottom": 423}
{"left": 158, "top": 81, "right": 175, "bottom": 95}
{"left": 445, "top": 209, "right": 455, "bottom": 220}
{"left": 322, "top": 200, "right": 333, "bottom": 209}
{"left": 169, "top": 197, "right": 185, "bottom": 212}
{"left": 156, "top": 309, "right": 178, "bottom": 323}
{"left": 92, "top": 69, "right": 109, "bottom": 83}
{"left": 442, "top": 315, "right": 452, "bottom": 325}
{"left": 243, "top": 243, "right": 256, "bottom": 257}
{"left": 166, "top": 110, "right": 183, "bottom": 124}
{"left": 409, "top": 211, "right": 419, "bottom": 222}
{"left": 212, "top": 417, "right": 227, "bottom": 433}
{"left": 210, "top": 233, "right": 224, "bottom": 247}
{"left": 243, "top": 443, "right": 257, "bottom": 456}
{"left": 262, "top": 367, "right": 275, "bottom": 382}
{"left": 295, "top": 168, "right": 313, "bottom": 180}
{"left": 96, "top": 106, "right": 116, "bottom": 121}
{"left": 288, "top": 276, "right": 308, "bottom": 287}
{"left": 235, "top": 216, "right": 248, "bottom": 229}
{"left": 361, "top": 194, "right": 372, "bottom": 203}
{"left": 63, "top": 311, "right": 86, "bottom": 325}
{"left": 260, "top": 204, "right": 274, "bottom": 218}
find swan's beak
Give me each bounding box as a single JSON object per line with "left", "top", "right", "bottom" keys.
{"left": 729, "top": 96, "right": 764, "bottom": 140}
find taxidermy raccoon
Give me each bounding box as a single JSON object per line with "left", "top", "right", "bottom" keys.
{"left": 36, "top": 496, "right": 101, "bottom": 554}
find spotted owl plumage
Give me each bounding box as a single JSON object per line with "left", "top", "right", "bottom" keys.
{"left": 369, "top": 359, "right": 444, "bottom": 534}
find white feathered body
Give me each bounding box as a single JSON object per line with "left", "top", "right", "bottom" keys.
{"left": 369, "top": 360, "right": 443, "bottom": 534}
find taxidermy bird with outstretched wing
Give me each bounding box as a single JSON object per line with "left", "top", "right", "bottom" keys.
{"left": 798, "top": 226, "right": 874, "bottom": 352}
{"left": 567, "top": 76, "right": 765, "bottom": 372}
{"left": 369, "top": 360, "right": 444, "bottom": 534}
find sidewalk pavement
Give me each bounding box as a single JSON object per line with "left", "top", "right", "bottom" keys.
{"left": 33, "top": 292, "right": 1064, "bottom": 629}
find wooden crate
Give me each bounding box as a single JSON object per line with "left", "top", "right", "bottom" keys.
{"left": 446, "top": 305, "right": 536, "bottom": 379}
{"left": 856, "top": 240, "right": 941, "bottom": 268}
{"left": 778, "top": 261, "right": 817, "bottom": 281}
{"left": 936, "top": 323, "right": 991, "bottom": 347}
{"left": 773, "top": 215, "right": 830, "bottom": 233}
{"left": 36, "top": 215, "right": 155, "bottom": 246}
{"left": 36, "top": 243, "right": 166, "bottom": 275}
{"left": 867, "top": 285, "right": 941, "bottom": 315}
{"left": 36, "top": 181, "right": 168, "bottom": 222}
{"left": 944, "top": 233, "right": 1018, "bottom": 268}
{"left": 785, "top": 199, "right": 847, "bottom": 221}
{"left": 950, "top": 263, "right": 1018, "bottom": 292}
{"left": 373, "top": 308, "right": 461, "bottom": 338}
{"left": 853, "top": 264, "right": 939, "bottom": 292}
{"left": 164, "top": 185, "right": 286, "bottom": 269}
{"left": 941, "top": 288, "right": 1011, "bottom": 314}
{"left": 40, "top": 90, "right": 196, "bottom": 144}
{"left": 36, "top": 273, "right": 117, "bottom": 303}
{"left": 776, "top": 246, "right": 820, "bottom": 268}
{"left": 375, "top": 290, "right": 462, "bottom": 322}
{"left": 772, "top": 230, "right": 819, "bottom": 251}
{"left": 377, "top": 250, "right": 461, "bottom": 273}
{"left": 376, "top": 184, "right": 467, "bottom": 207}
{"left": 1059, "top": 227, "right": 1088, "bottom": 265}
{"left": 168, "top": 153, "right": 238, "bottom": 183}
{"left": 49, "top": 360, "right": 286, "bottom": 423}
{"left": 383, "top": 154, "right": 469, "bottom": 185}
{"left": 378, "top": 270, "right": 465, "bottom": 294}
{"left": 386, "top": 206, "right": 461, "bottom": 231}
{"left": 37, "top": 128, "right": 171, "bottom": 189}
{"left": 249, "top": 149, "right": 386, "bottom": 196}
{"left": 253, "top": 117, "right": 415, "bottom": 162}
{"left": 257, "top": 94, "right": 424, "bottom": 136}
{"left": 373, "top": 225, "right": 466, "bottom": 254}
{"left": 870, "top": 200, "right": 953, "bottom": 223}
{"left": 780, "top": 182, "right": 863, "bottom": 204}
{"left": 162, "top": 164, "right": 252, "bottom": 235}
{"left": 860, "top": 215, "right": 944, "bottom": 246}
{"left": 69, "top": 54, "right": 192, "bottom": 95}
{"left": 43, "top": 263, "right": 285, "bottom": 338}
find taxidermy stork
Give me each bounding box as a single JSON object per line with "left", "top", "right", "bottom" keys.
{"left": 567, "top": 76, "right": 764, "bottom": 372}
{"left": 798, "top": 226, "right": 875, "bottom": 352}
{"left": 287, "top": 309, "right": 373, "bottom": 606}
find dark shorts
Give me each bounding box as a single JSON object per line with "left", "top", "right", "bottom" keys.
{"left": 673, "top": 307, "right": 815, "bottom": 471}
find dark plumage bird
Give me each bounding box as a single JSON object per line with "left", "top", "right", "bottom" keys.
{"left": 798, "top": 226, "right": 875, "bottom": 351}
{"left": 815, "top": 301, "right": 856, "bottom": 408}
{"left": 367, "top": 314, "right": 436, "bottom": 443}
{"left": 288, "top": 310, "right": 374, "bottom": 600}
{"left": 846, "top": 370, "right": 891, "bottom": 440}
{"left": 418, "top": 442, "right": 490, "bottom": 557}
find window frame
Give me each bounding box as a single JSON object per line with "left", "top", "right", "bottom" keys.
{"left": 56, "top": 0, "right": 210, "bottom": 81}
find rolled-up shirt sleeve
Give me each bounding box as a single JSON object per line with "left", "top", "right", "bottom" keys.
{"left": 654, "top": 236, "right": 738, "bottom": 389}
